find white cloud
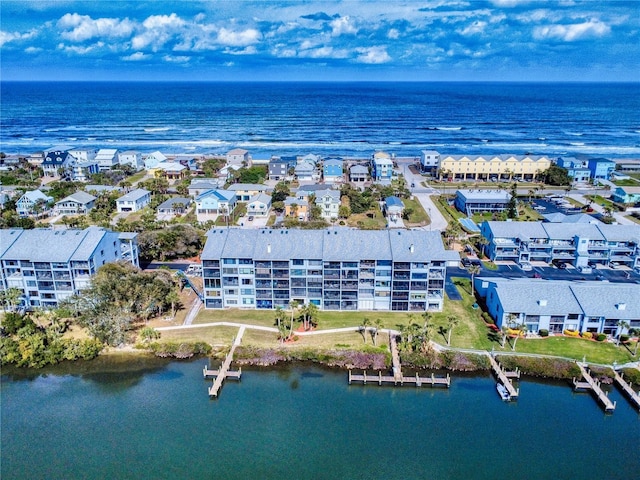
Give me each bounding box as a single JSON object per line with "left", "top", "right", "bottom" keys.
{"left": 25, "top": 46, "right": 43, "bottom": 54}
{"left": 217, "top": 27, "right": 261, "bottom": 46}
{"left": 58, "top": 41, "right": 105, "bottom": 55}
{"left": 142, "top": 13, "right": 185, "bottom": 30}
{"left": 223, "top": 46, "right": 257, "bottom": 55}
{"left": 163, "top": 55, "right": 190, "bottom": 63}
{"left": 490, "top": 0, "right": 534, "bottom": 6}
{"left": 533, "top": 20, "right": 611, "bottom": 41}
{"left": 121, "top": 52, "right": 149, "bottom": 61}
{"left": 355, "top": 46, "right": 391, "bottom": 64}
{"left": 299, "top": 46, "right": 349, "bottom": 59}
{"left": 131, "top": 13, "right": 185, "bottom": 51}
{"left": 330, "top": 16, "right": 357, "bottom": 36}
{"left": 0, "top": 29, "right": 37, "bottom": 47}
{"left": 387, "top": 28, "right": 400, "bottom": 40}
{"left": 458, "top": 21, "right": 487, "bottom": 36}
{"left": 57, "top": 13, "right": 134, "bottom": 42}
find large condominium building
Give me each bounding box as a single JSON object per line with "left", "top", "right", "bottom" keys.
{"left": 480, "top": 221, "right": 640, "bottom": 268}
{"left": 0, "top": 227, "right": 139, "bottom": 309}
{"left": 201, "top": 228, "right": 459, "bottom": 312}
{"left": 438, "top": 154, "right": 552, "bottom": 181}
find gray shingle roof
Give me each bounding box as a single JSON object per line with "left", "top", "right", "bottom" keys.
{"left": 117, "top": 188, "right": 150, "bottom": 202}
{"left": 56, "top": 191, "right": 96, "bottom": 205}
{"left": 484, "top": 221, "right": 548, "bottom": 242}
{"left": 541, "top": 223, "right": 604, "bottom": 241}
{"left": 202, "top": 228, "right": 456, "bottom": 263}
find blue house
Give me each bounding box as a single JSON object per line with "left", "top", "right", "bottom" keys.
{"left": 556, "top": 157, "right": 590, "bottom": 183}
{"left": 611, "top": 186, "right": 640, "bottom": 206}
{"left": 587, "top": 157, "right": 615, "bottom": 180}
{"left": 323, "top": 158, "right": 344, "bottom": 183}
{"left": 195, "top": 189, "right": 237, "bottom": 222}
{"left": 371, "top": 151, "right": 394, "bottom": 183}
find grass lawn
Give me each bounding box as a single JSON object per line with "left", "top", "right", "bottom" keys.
{"left": 346, "top": 208, "right": 386, "bottom": 229}
{"left": 626, "top": 214, "right": 640, "bottom": 225}
{"left": 563, "top": 196, "right": 585, "bottom": 208}
{"left": 586, "top": 194, "right": 615, "bottom": 209}
{"left": 612, "top": 179, "right": 639, "bottom": 186}
{"left": 403, "top": 197, "right": 429, "bottom": 225}
{"left": 504, "top": 336, "right": 635, "bottom": 364}
{"left": 127, "top": 170, "right": 148, "bottom": 184}
{"left": 433, "top": 195, "right": 463, "bottom": 223}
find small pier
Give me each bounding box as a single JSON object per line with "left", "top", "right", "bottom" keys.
{"left": 488, "top": 354, "right": 520, "bottom": 399}
{"left": 348, "top": 370, "right": 450, "bottom": 387}
{"left": 348, "top": 333, "right": 450, "bottom": 388}
{"left": 612, "top": 370, "right": 640, "bottom": 411}
{"left": 204, "top": 326, "right": 245, "bottom": 398}
{"left": 573, "top": 363, "right": 616, "bottom": 412}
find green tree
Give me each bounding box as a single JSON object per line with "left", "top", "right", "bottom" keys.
{"left": 360, "top": 317, "right": 371, "bottom": 344}
{"left": 338, "top": 205, "right": 351, "bottom": 219}
{"left": 616, "top": 320, "right": 630, "bottom": 346}
{"left": 446, "top": 315, "right": 459, "bottom": 346}
{"left": 468, "top": 264, "right": 481, "bottom": 297}
{"left": 506, "top": 182, "right": 518, "bottom": 219}
{"left": 139, "top": 326, "right": 161, "bottom": 344}
{"left": 371, "top": 318, "right": 383, "bottom": 346}
{"left": 301, "top": 302, "right": 319, "bottom": 331}
{"left": 288, "top": 300, "right": 299, "bottom": 338}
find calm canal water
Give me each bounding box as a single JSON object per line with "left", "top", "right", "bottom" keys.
{"left": 2, "top": 357, "right": 639, "bottom": 480}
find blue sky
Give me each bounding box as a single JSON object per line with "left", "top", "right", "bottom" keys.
{"left": 1, "top": 1, "right": 639, "bottom": 81}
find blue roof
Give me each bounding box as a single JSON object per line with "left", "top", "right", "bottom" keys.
{"left": 385, "top": 196, "right": 404, "bottom": 208}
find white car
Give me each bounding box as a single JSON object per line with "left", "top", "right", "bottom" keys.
{"left": 519, "top": 262, "right": 532, "bottom": 271}
{"left": 578, "top": 266, "right": 592, "bottom": 274}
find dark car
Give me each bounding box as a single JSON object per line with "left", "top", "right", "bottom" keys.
{"left": 461, "top": 258, "right": 471, "bottom": 267}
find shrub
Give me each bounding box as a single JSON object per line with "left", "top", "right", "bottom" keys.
{"left": 539, "top": 329, "right": 549, "bottom": 337}
{"left": 498, "top": 355, "right": 581, "bottom": 379}
{"left": 148, "top": 341, "right": 212, "bottom": 358}
{"left": 582, "top": 331, "right": 593, "bottom": 340}
{"left": 596, "top": 333, "right": 607, "bottom": 342}
{"left": 621, "top": 367, "right": 640, "bottom": 384}
{"left": 620, "top": 334, "right": 630, "bottom": 343}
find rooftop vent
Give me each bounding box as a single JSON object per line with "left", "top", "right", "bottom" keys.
{"left": 616, "top": 302, "right": 626, "bottom": 311}
{"left": 538, "top": 299, "right": 547, "bottom": 306}
{"left": 410, "top": 244, "right": 415, "bottom": 253}
{"left": 267, "top": 243, "right": 271, "bottom": 254}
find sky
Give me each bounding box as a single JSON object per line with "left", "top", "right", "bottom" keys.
{"left": 1, "top": 0, "right": 639, "bottom": 82}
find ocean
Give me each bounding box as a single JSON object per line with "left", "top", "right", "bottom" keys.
{"left": 1, "top": 82, "right": 639, "bottom": 159}
{"left": 2, "top": 359, "right": 640, "bottom": 480}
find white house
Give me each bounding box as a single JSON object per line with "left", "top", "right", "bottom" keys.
{"left": 95, "top": 149, "right": 119, "bottom": 171}
{"left": 16, "top": 190, "right": 54, "bottom": 217}
{"left": 350, "top": 164, "right": 368, "bottom": 183}
{"left": 246, "top": 193, "right": 272, "bottom": 217}
{"left": 67, "top": 148, "right": 98, "bottom": 162}
{"left": 54, "top": 191, "right": 97, "bottom": 215}
{"left": 384, "top": 196, "right": 405, "bottom": 221}
{"left": 226, "top": 148, "right": 250, "bottom": 166}
{"left": 116, "top": 188, "right": 151, "bottom": 213}
{"left": 295, "top": 162, "right": 315, "bottom": 181}
{"left": 118, "top": 151, "right": 144, "bottom": 170}
{"left": 189, "top": 178, "right": 224, "bottom": 198}
{"left": 70, "top": 160, "right": 100, "bottom": 183}
{"left": 156, "top": 197, "right": 192, "bottom": 220}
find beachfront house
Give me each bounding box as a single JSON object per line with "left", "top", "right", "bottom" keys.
{"left": 195, "top": 189, "right": 237, "bottom": 222}
{"left": 294, "top": 161, "right": 315, "bottom": 181}
{"left": 67, "top": 148, "right": 97, "bottom": 162}
{"left": 587, "top": 157, "right": 616, "bottom": 180}
{"left": 454, "top": 189, "right": 511, "bottom": 216}
{"left": 54, "top": 191, "right": 96, "bottom": 215}
{"left": 420, "top": 150, "right": 441, "bottom": 175}
{"left": 555, "top": 157, "right": 591, "bottom": 184}
{"left": 118, "top": 151, "right": 144, "bottom": 170}
{"left": 437, "top": 154, "right": 551, "bottom": 182}
{"left": 16, "top": 190, "right": 54, "bottom": 217}
{"left": 611, "top": 186, "right": 640, "bottom": 206}
{"left": 200, "top": 228, "right": 459, "bottom": 311}
{"left": 95, "top": 149, "right": 119, "bottom": 171}
{"left": 144, "top": 151, "right": 168, "bottom": 170}
{"left": 41, "top": 150, "right": 76, "bottom": 178}
{"left": 69, "top": 160, "right": 100, "bottom": 183}
{"left": 371, "top": 151, "right": 394, "bottom": 183}
{"left": 246, "top": 193, "right": 272, "bottom": 217}
{"left": 323, "top": 158, "right": 344, "bottom": 183}
{"left": 0, "top": 227, "right": 139, "bottom": 308}
{"left": 349, "top": 165, "right": 368, "bottom": 183}
{"left": 156, "top": 197, "right": 192, "bottom": 220}
{"left": 116, "top": 188, "right": 151, "bottom": 213}
{"left": 226, "top": 148, "right": 250, "bottom": 166}
{"left": 475, "top": 277, "right": 640, "bottom": 336}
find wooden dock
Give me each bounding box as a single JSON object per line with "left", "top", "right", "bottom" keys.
{"left": 204, "top": 326, "right": 245, "bottom": 398}
{"left": 612, "top": 370, "right": 640, "bottom": 411}
{"left": 573, "top": 363, "right": 616, "bottom": 412}
{"left": 389, "top": 333, "right": 403, "bottom": 381}
{"left": 488, "top": 354, "right": 519, "bottom": 399}
{"left": 349, "top": 370, "right": 450, "bottom": 387}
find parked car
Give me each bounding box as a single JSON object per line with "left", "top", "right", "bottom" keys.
{"left": 248, "top": 216, "right": 254, "bottom": 221}
{"left": 578, "top": 266, "right": 592, "bottom": 274}
{"left": 519, "top": 262, "right": 532, "bottom": 271}
{"left": 461, "top": 258, "right": 471, "bottom": 267}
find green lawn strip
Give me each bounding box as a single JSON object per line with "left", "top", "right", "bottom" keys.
{"left": 160, "top": 325, "right": 240, "bottom": 345}
{"left": 563, "top": 196, "right": 585, "bottom": 208}
{"left": 346, "top": 209, "right": 386, "bottom": 229}
{"left": 625, "top": 214, "right": 640, "bottom": 225}
{"left": 506, "top": 336, "right": 635, "bottom": 364}
{"left": 403, "top": 197, "right": 429, "bottom": 224}
{"left": 586, "top": 194, "right": 615, "bottom": 209}
{"left": 612, "top": 179, "right": 639, "bottom": 186}
{"left": 127, "top": 170, "right": 148, "bottom": 183}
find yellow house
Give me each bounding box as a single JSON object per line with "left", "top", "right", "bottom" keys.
{"left": 438, "top": 154, "right": 551, "bottom": 181}
{"left": 284, "top": 196, "right": 309, "bottom": 220}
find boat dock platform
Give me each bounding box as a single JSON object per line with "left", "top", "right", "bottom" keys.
{"left": 488, "top": 354, "right": 520, "bottom": 399}
{"left": 203, "top": 326, "right": 245, "bottom": 398}
{"left": 348, "top": 333, "right": 450, "bottom": 388}
{"left": 573, "top": 363, "right": 616, "bottom": 412}
{"left": 348, "top": 370, "right": 451, "bottom": 387}
{"left": 613, "top": 370, "right": 640, "bottom": 411}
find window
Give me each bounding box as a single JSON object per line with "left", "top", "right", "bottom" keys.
{"left": 241, "top": 289, "right": 254, "bottom": 296}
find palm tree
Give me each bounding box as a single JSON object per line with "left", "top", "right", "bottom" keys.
{"left": 512, "top": 323, "right": 527, "bottom": 351}
{"left": 528, "top": 189, "right": 535, "bottom": 203}
{"left": 274, "top": 306, "right": 286, "bottom": 328}
{"left": 500, "top": 325, "right": 509, "bottom": 348}
{"left": 629, "top": 328, "right": 640, "bottom": 356}
{"left": 446, "top": 315, "right": 459, "bottom": 346}
{"left": 166, "top": 290, "right": 180, "bottom": 318}
{"left": 3, "top": 287, "right": 23, "bottom": 312}
{"left": 372, "top": 318, "right": 383, "bottom": 346}
{"left": 288, "top": 300, "right": 299, "bottom": 338}
{"left": 468, "top": 264, "right": 481, "bottom": 297}
{"left": 360, "top": 317, "right": 371, "bottom": 343}
{"left": 302, "top": 302, "right": 318, "bottom": 330}
{"left": 477, "top": 236, "right": 489, "bottom": 259}
{"left": 616, "top": 320, "right": 630, "bottom": 346}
